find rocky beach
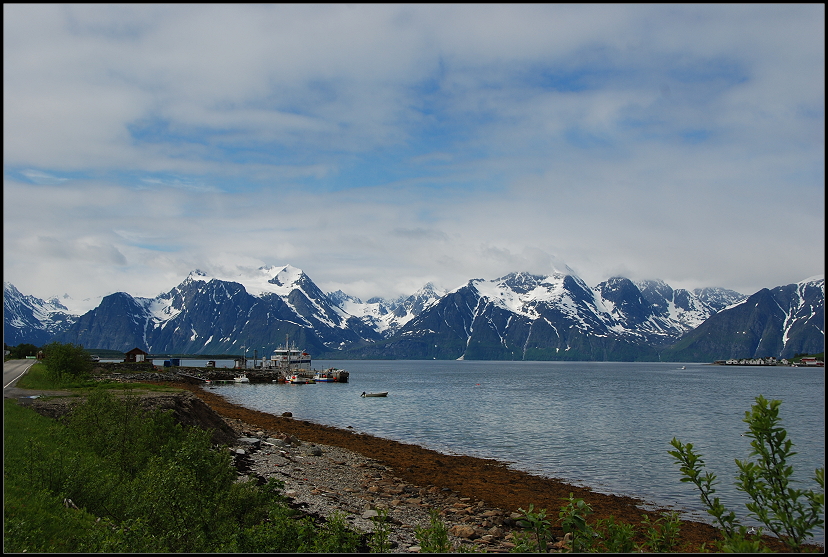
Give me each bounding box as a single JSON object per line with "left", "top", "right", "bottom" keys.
{"left": 169, "top": 381, "right": 792, "bottom": 552}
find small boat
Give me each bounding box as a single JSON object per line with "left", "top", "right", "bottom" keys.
{"left": 288, "top": 374, "right": 313, "bottom": 384}
{"left": 313, "top": 368, "right": 346, "bottom": 382}
{"left": 361, "top": 391, "right": 388, "bottom": 397}
{"left": 234, "top": 374, "right": 249, "bottom": 383}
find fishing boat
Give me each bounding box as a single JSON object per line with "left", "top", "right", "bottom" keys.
{"left": 234, "top": 374, "right": 249, "bottom": 383}
{"left": 361, "top": 391, "right": 388, "bottom": 397}
{"left": 288, "top": 374, "right": 313, "bottom": 384}
{"left": 313, "top": 368, "right": 350, "bottom": 382}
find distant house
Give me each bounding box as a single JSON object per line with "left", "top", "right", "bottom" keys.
{"left": 124, "top": 347, "right": 149, "bottom": 363}
{"left": 800, "top": 357, "right": 824, "bottom": 367}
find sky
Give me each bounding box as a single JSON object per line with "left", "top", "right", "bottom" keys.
{"left": 3, "top": 4, "right": 825, "bottom": 313}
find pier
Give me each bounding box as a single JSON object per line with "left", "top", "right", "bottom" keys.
{"left": 162, "top": 366, "right": 348, "bottom": 384}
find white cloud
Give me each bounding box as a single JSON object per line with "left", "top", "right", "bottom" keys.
{"left": 2, "top": 4, "right": 823, "bottom": 307}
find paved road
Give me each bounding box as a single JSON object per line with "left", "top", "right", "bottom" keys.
{"left": 3, "top": 358, "right": 70, "bottom": 399}
{"left": 4, "top": 359, "right": 35, "bottom": 390}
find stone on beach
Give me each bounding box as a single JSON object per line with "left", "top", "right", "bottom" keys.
{"left": 159, "top": 381, "right": 812, "bottom": 553}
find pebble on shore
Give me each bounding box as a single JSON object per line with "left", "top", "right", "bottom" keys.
{"left": 226, "top": 420, "right": 532, "bottom": 553}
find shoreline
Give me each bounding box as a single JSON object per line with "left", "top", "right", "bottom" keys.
{"left": 14, "top": 375, "right": 817, "bottom": 553}
{"left": 168, "top": 381, "right": 784, "bottom": 552}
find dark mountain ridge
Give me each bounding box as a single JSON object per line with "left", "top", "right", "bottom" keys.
{"left": 5, "top": 269, "right": 823, "bottom": 362}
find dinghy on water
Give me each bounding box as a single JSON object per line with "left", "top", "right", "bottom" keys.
{"left": 361, "top": 391, "right": 388, "bottom": 397}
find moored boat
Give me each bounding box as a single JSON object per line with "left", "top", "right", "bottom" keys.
{"left": 361, "top": 391, "right": 388, "bottom": 397}
{"left": 234, "top": 374, "right": 249, "bottom": 383}
{"left": 313, "top": 368, "right": 350, "bottom": 382}
{"left": 263, "top": 339, "right": 312, "bottom": 371}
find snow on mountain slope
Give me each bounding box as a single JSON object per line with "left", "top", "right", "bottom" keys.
{"left": 405, "top": 272, "right": 746, "bottom": 353}
{"left": 20, "top": 264, "right": 817, "bottom": 362}
{"left": 3, "top": 282, "right": 79, "bottom": 345}
{"left": 633, "top": 278, "right": 746, "bottom": 334}
{"left": 169, "top": 265, "right": 350, "bottom": 331}
{"left": 771, "top": 275, "right": 824, "bottom": 348}
{"left": 328, "top": 282, "right": 446, "bottom": 337}
{"left": 660, "top": 275, "right": 824, "bottom": 361}
{"left": 472, "top": 272, "right": 590, "bottom": 324}
{"left": 43, "top": 293, "right": 103, "bottom": 315}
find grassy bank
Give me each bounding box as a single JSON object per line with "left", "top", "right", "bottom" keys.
{"left": 14, "top": 362, "right": 177, "bottom": 391}
{"left": 3, "top": 389, "right": 364, "bottom": 553}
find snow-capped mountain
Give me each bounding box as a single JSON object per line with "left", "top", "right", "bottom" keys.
{"left": 593, "top": 277, "right": 746, "bottom": 343}
{"left": 328, "top": 282, "right": 446, "bottom": 338}
{"left": 50, "top": 265, "right": 383, "bottom": 354}
{"left": 661, "top": 275, "right": 825, "bottom": 361}
{"left": 6, "top": 267, "right": 822, "bottom": 362}
{"left": 3, "top": 282, "right": 79, "bottom": 346}
{"left": 345, "top": 271, "right": 746, "bottom": 361}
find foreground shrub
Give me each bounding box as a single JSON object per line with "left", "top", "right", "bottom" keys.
{"left": 670, "top": 394, "right": 824, "bottom": 552}
{"left": 415, "top": 508, "right": 453, "bottom": 552}
{"left": 41, "top": 342, "right": 93, "bottom": 384}
{"left": 4, "top": 392, "right": 362, "bottom": 552}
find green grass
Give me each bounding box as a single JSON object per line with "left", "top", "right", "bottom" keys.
{"left": 15, "top": 362, "right": 180, "bottom": 393}
{"left": 3, "top": 399, "right": 107, "bottom": 552}
{"left": 4, "top": 389, "right": 365, "bottom": 553}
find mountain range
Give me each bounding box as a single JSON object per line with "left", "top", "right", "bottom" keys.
{"left": 3, "top": 283, "right": 79, "bottom": 346}
{"left": 4, "top": 266, "right": 824, "bottom": 361}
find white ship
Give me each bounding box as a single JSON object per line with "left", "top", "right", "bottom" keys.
{"left": 264, "top": 346, "right": 311, "bottom": 370}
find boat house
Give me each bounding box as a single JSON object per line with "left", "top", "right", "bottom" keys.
{"left": 124, "top": 347, "right": 150, "bottom": 363}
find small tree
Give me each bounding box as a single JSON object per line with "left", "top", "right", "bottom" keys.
{"left": 42, "top": 342, "right": 93, "bottom": 384}
{"left": 670, "top": 395, "right": 824, "bottom": 552}
{"left": 6, "top": 343, "right": 40, "bottom": 359}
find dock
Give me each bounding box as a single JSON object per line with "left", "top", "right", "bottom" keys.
{"left": 166, "top": 367, "right": 349, "bottom": 384}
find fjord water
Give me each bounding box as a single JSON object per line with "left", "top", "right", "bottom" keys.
{"left": 207, "top": 361, "right": 824, "bottom": 538}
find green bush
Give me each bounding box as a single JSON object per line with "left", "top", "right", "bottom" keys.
{"left": 518, "top": 503, "right": 554, "bottom": 552}
{"left": 4, "top": 392, "right": 363, "bottom": 553}
{"left": 415, "top": 508, "right": 453, "bottom": 552}
{"left": 368, "top": 507, "right": 392, "bottom": 553}
{"left": 594, "top": 516, "right": 636, "bottom": 552}
{"left": 41, "top": 342, "right": 93, "bottom": 385}
{"left": 558, "top": 493, "right": 596, "bottom": 552}
{"left": 513, "top": 496, "right": 684, "bottom": 553}
{"left": 670, "top": 395, "right": 825, "bottom": 552}
{"left": 640, "top": 511, "right": 682, "bottom": 552}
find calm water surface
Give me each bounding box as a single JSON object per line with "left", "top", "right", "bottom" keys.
{"left": 206, "top": 360, "right": 824, "bottom": 538}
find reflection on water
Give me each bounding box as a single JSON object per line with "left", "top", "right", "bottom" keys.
{"left": 208, "top": 360, "right": 823, "bottom": 540}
